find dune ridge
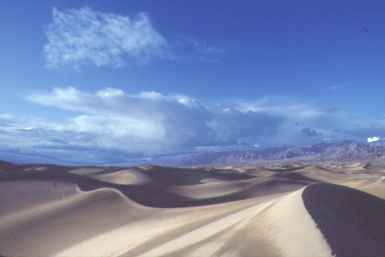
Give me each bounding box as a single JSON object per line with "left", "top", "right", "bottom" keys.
{"left": 1, "top": 162, "right": 385, "bottom": 256}
{"left": 0, "top": 188, "right": 148, "bottom": 257}
{"left": 303, "top": 183, "right": 385, "bottom": 257}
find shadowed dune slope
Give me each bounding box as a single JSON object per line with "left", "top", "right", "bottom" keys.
{"left": 2, "top": 162, "right": 385, "bottom": 257}
{"left": 303, "top": 183, "right": 385, "bottom": 257}
{"left": 0, "top": 188, "right": 150, "bottom": 257}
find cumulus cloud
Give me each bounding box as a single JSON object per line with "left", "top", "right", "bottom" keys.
{"left": 368, "top": 136, "right": 381, "bottom": 143}
{"left": 26, "top": 88, "right": 358, "bottom": 148}
{"left": 2, "top": 87, "right": 384, "bottom": 163}
{"left": 24, "top": 88, "right": 286, "bottom": 155}
{"left": 235, "top": 100, "right": 326, "bottom": 119}
{"left": 44, "top": 7, "right": 168, "bottom": 69}
{"left": 27, "top": 87, "right": 213, "bottom": 154}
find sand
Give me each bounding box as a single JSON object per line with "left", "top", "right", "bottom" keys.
{"left": 1, "top": 161, "right": 385, "bottom": 256}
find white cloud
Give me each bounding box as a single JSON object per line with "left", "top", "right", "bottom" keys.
{"left": 173, "top": 94, "right": 196, "bottom": 106}
{"left": 235, "top": 101, "right": 325, "bottom": 119}
{"left": 26, "top": 87, "right": 211, "bottom": 154}
{"left": 44, "top": 7, "right": 168, "bottom": 69}
{"left": 96, "top": 88, "right": 125, "bottom": 98}
{"left": 27, "top": 88, "right": 347, "bottom": 148}
{"left": 368, "top": 136, "right": 381, "bottom": 143}
{"left": 3, "top": 87, "right": 385, "bottom": 163}
{"left": 136, "top": 91, "right": 164, "bottom": 100}
{"left": 28, "top": 87, "right": 90, "bottom": 112}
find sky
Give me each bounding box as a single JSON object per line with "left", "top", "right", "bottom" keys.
{"left": 2, "top": 0, "right": 385, "bottom": 163}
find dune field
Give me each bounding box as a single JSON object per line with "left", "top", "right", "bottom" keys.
{"left": 0, "top": 161, "right": 385, "bottom": 257}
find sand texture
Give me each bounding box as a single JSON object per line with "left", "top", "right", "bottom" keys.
{"left": 1, "top": 161, "right": 385, "bottom": 257}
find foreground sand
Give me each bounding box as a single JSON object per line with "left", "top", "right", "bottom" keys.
{"left": 0, "top": 161, "right": 385, "bottom": 257}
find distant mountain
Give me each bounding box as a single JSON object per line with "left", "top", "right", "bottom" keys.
{"left": 2, "top": 141, "right": 385, "bottom": 166}
{"left": 146, "top": 141, "right": 385, "bottom": 166}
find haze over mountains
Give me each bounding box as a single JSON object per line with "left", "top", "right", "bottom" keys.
{"left": 3, "top": 140, "right": 385, "bottom": 166}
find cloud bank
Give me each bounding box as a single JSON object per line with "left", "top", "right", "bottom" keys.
{"left": 44, "top": 7, "right": 168, "bottom": 69}
{"left": 1, "top": 87, "right": 384, "bottom": 163}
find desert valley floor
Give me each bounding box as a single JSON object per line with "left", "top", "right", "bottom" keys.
{"left": 0, "top": 160, "right": 385, "bottom": 257}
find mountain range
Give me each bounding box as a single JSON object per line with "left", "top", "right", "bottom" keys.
{"left": 2, "top": 141, "right": 385, "bottom": 166}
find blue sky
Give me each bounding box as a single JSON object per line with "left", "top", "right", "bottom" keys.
{"left": 2, "top": 0, "right": 385, "bottom": 162}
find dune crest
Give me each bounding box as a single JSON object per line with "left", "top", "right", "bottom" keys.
{"left": 303, "top": 183, "right": 385, "bottom": 257}
{"left": 1, "top": 162, "right": 385, "bottom": 256}
{"left": 0, "top": 188, "right": 147, "bottom": 257}
{"left": 260, "top": 189, "right": 332, "bottom": 257}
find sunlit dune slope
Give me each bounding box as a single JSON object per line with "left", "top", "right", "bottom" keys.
{"left": 1, "top": 162, "right": 385, "bottom": 257}
{"left": 0, "top": 188, "right": 148, "bottom": 257}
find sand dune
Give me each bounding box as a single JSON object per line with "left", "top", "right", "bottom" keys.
{"left": 0, "top": 188, "right": 150, "bottom": 257}
{"left": 90, "top": 169, "right": 151, "bottom": 185}
{"left": 303, "top": 183, "right": 385, "bottom": 257}
{"left": 0, "top": 180, "right": 79, "bottom": 218}
{"left": 1, "top": 162, "right": 385, "bottom": 257}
